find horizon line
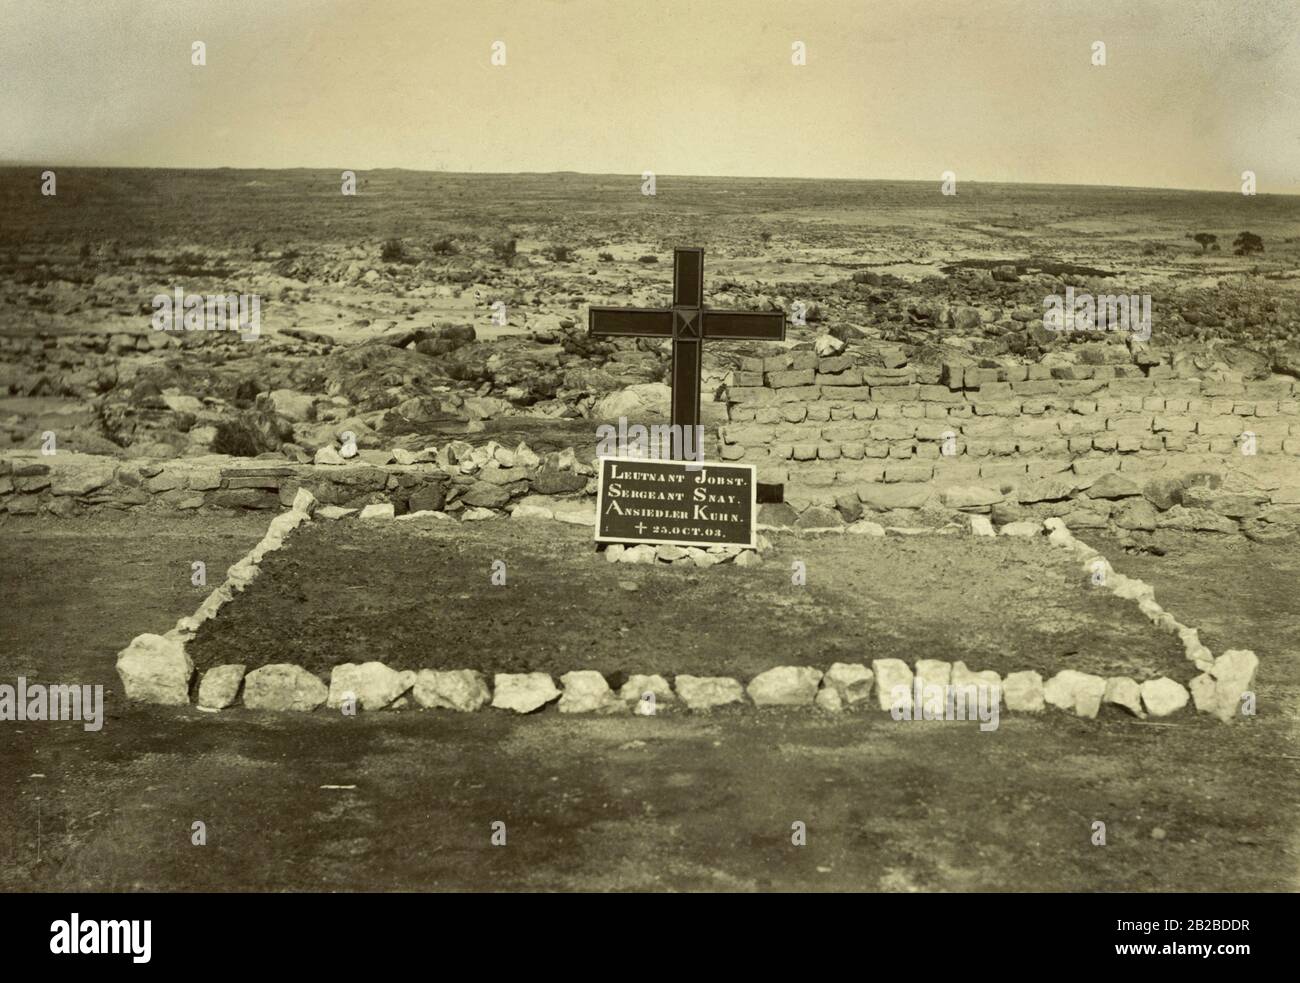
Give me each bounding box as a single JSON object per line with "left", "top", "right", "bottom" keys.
{"left": 0, "top": 162, "right": 1294, "bottom": 199}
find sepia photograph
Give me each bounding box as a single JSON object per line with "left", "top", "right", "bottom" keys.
{"left": 0, "top": 0, "right": 1295, "bottom": 956}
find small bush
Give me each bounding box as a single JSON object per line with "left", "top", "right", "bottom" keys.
{"left": 637, "top": 254, "right": 659, "bottom": 264}
{"left": 380, "top": 239, "right": 408, "bottom": 263}
{"left": 212, "top": 419, "right": 261, "bottom": 457}
{"left": 545, "top": 244, "right": 574, "bottom": 262}
{"left": 598, "top": 251, "right": 614, "bottom": 262}
{"left": 430, "top": 236, "right": 459, "bottom": 256}
{"left": 492, "top": 237, "right": 518, "bottom": 262}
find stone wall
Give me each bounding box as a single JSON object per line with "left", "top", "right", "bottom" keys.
{"left": 721, "top": 349, "right": 1300, "bottom": 538}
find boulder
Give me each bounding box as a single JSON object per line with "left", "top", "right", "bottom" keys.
{"left": 413, "top": 669, "right": 491, "bottom": 711}
{"left": 242, "top": 664, "right": 328, "bottom": 712}
{"left": 617, "top": 674, "right": 676, "bottom": 713}
{"left": 746, "top": 666, "right": 823, "bottom": 707}
{"left": 461, "top": 481, "right": 511, "bottom": 509}
{"left": 1086, "top": 472, "right": 1141, "bottom": 499}
{"left": 116, "top": 632, "right": 194, "bottom": 705}
{"left": 872, "top": 658, "right": 914, "bottom": 711}
{"left": 491, "top": 672, "right": 560, "bottom": 713}
{"left": 558, "top": 670, "right": 622, "bottom": 713}
{"left": 197, "top": 664, "right": 246, "bottom": 709}
{"left": 674, "top": 675, "right": 746, "bottom": 710}
{"left": 358, "top": 502, "right": 395, "bottom": 520}
{"left": 820, "top": 662, "right": 874, "bottom": 708}
{"left": 1002, "top": 670, "right": 1045, "bottom": 712}
{"left": 941, "top": 486, "right": 1003, "bottom": 509}
{"left": 1102, "top": 676, "right": 1145, "bottom": 717}
{"left": 1209, "top": 649, "right": 1258, "bottom": 722}
{"left": 1139, "top": 677, "right": 1189, "bottom": 717}
{"left": 327, "top": 662, "right": 409, "bottom": 710}
{"left": 1043, "top": 670, "right": 1107, "bottom": 718}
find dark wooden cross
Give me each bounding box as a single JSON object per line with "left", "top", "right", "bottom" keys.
{"left": 588, "top": 247, "right": 786, "bottom": 443}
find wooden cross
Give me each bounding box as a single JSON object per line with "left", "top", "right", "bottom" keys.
{"left": 588, "top": 247, "right": 786, "bottom": 445}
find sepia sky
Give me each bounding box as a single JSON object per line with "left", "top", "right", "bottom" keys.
{"left": 2, "top": 0, "right": 1298, "bottom": 192}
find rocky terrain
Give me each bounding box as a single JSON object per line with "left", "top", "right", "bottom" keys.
{"left": 1, "top": 168, "right": 1298, "bottom": 476}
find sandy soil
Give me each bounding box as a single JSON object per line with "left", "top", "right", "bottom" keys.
{"left": 1, "top": 514, "right": 1295, "bottom": 892}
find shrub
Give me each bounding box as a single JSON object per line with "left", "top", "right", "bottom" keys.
{"left": 430, "top": 236, "right": 459, "bottom": 256}
{"left": 545, "top": 244, "right": 574, "bottom": 262}
{"left": 1233, "top": 232, "right": 1264, "bottom": 256}
{"left": 598, "top": 251, "right": 614, "bottom": 262}
{"left": 491, "top": 237, "right": 518, "bottom": 262}
{"left": 212, "top": 419, "right": 261, "bottom": 457}
{"left": 380, "top": 239, "right": 408, "bottom": 263}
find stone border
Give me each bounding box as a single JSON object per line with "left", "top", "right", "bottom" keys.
{"left": 114, "top": 500, "right": 1258, "bottom": 723}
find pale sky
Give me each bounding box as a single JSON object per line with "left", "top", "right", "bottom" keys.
{"left": 2, "top": 0, "right": 1298, "bottom": 192}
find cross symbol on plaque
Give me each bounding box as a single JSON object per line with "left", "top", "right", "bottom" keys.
{"left": 588, "top": 248, "right": 786, "bottom": 451}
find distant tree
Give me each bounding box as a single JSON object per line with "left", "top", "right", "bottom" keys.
{"left": 1233, "top": 232, "right": 1264, "bottom": 256}
{"left": 759, "top": 231, "right": 773, "bottom": 245}
{"left": 1192, "top": 233, "right": 1218, "bottom": 253}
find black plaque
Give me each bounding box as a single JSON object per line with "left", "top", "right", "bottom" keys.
{"left": 595, "top": 457, "right": 757, "bottom": 549}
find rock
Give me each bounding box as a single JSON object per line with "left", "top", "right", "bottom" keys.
{"left": 407, "top": 484, "right": 447, "bottom": 513}
{"left": 559, "top": 670, "right": 621, "bottom": 713}
{"left": 461, "top": 481, "right": 510, "bottom": 509}
{"left": 413, "top": 669, "right": 491, "bottom": 711}
{"left": 316, "top": 505, "right": 357, "bottom": 520}
{"left": 872, "top": 658, "right": 914, "bottom": 711}
{"left": 116, "top": 633, "right": 194, "bottom": 705}
{"left": 461, "top": 506, "right": 496, "bottom": 521}
{"left": 814, "top": 333, "right": 846, "bottom": 355}
{"left": 1002, "top": 670, "right": 1045, "bottom": 712}
{"left": 290, "top": 486, "right": 317, "bottom": 515}
{"left": 51, "top": 463, "right": 116, "bottom": 496}
{"left": 327, "top": 662, "right": 408, "bottom": 710}
{"left": 656, "top": 544, "right": 686, "bottom": 562}
{"left": 550, "top": 500, "right": 596, "bottom": 526}
{"left": 1086, "top": 472, "right": 1141, "bottom": 499}
{"left": 794, "top": 505, "right": 845, "bottom": 531}
{"left": 733, "top": 549, "right": 762, "bottom": 567}
{"left": 268, "top": 389, "right": 316, "bottom": 422}
{"left": 621, "top": 543, "right": 658, "bottom": 564}
{"left": 242, "top": 664, "right": 328, "bottom": 711}
{"left": 941, "top": 486, "right": 1003, "bottom": 509}
{"left": 746, "top": 666, "right": 823, "bottom": 706}
{"left": 820, "top": 662, "right": 874, "bottom": 708}
{"left": 314, "top": 445, "right": 345, "bottom": 466}
{"left": 1189, "top": 673, "right": 1217, "bottom": 714}
{"left": 999, "top": 521, "right": 1040, "bottom": 538}
{"left": 1114, "top": 498, "right": 1158, "bottom": 531}
{"left": 969, "top": 514, "right": 995, "bottom": 536}
{"left": 815, "top": 686, "right": 843, "bottom": 712}
{"left": 491, "top": 672, "right": 560, "bottom": 713}
{"left": 358, "top": 502, "right": 395, "bottom": 520}
{"left": 914, "top": 659, "right": 952, "bottom": 696}
{"left": 847, "top": 519, "right": 886, "bottom": 536}
{"left": 532, "top": 468, "right": 588, "bottom": 495}
{"left": 674, "top": 674, "right": 746, "bottom": 710}
{"left": 951, "top": 661, "right": 1001, "bottom": 704}
{"left": 618, "top": 674, "right": 676, "bottom": 713}
{"left": 1103, "top": 676, "right": 1145, "bottom": 717}
{"left": 1209, "top": 649, "right": 1258, "bottom": 722}
{"left": 1043, "top": 670, "right": 1107, "bottom": 718}
{"left": 1139, "top": 677, "right": 1189, "bottom": 717}
{"left": 197, "top": 664, "right": 246, "bottom": 709}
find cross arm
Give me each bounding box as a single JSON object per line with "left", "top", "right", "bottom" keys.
{"left": 588, "top": 306, "right": 674, "bottom": 338}
{"left": 701, "top": 309, "right": 787, "bottom": 341}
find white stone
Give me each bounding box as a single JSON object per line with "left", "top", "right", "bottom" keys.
{"left": 1002, "top": 670, "right": 1045, "bottom": 712}
{"left": 872, "top": 658, "right": 913, "bottom": 711}
{"left": 969, "top": 515, "right": 995, "bottom": 537}
{"left": 314, "top": 445, "right": 345, "bottom": 466}
{"left": 316, "top": 505, "right": 357, "bottom": 520}
{"left": 1139, "top": 677, "right": 1189, "bottom": 717}
{"left": 1103, "top": 676, "right": 1145, "bottom": 717}
{"left": 243, "top": 664, "right": 328, "bottom": 712}
{"left": 491, "top": 672, "right": 560, "bottom": 713}
{"left": 999, "top": 521, "right": 1040, "bottom": 538}
{"left": 358, "top": 503, "right": 395, "bottom": 520}
{"left": 1209, "top": 649, "right": 1258, "bottom": 722}
{"left": 733, "top": 549, "right": 762, "bottom": 567}
{"left": 617, "top": 674, "right": 676, "bottom": 713}
{"left": 914, "top": 659, "right": 952, "bottom": 694}
{"left": 413, "top": 669, "right": 490, "bottom": 711}
{"left": 559, "top": 670, "right": 622, "bottom": 713}
{"left": 951, "top": 661, "right": 1002, "bottom": 707}
{"left": 674, "top": 675, "right": 746, "bottom": 710}
{"left": 847, "top": 520, "right": 886, "bottom": 536}
{"left": 461, "top": 507, "right": 496, "bottom": 521}
{"left": 746, "top": 666, "right": 823, "bottom": 707}
{"left": 604, "top": 544, "right": 626, "bottom": 563}
{"left": 511, "top": 503, "right": 554, "bottom": 520}
{"left": 327, "top": 662, "right": 408, "bottom": 710}
{"left": 1043, "top": 670, "right": 1107, "bottom": 718}
{"left": 290, "top": 486, "right": 317, "bottom": 516}
{"left": 116, "top": 633, "right": 194, "bottom": 705}
{"left": 1189, "top": 673, "right": 1217, "bottom": 714}
{"left": 197, "top": 664, "right": 246, "bottom": 709}
{"left": 621, "top": 544, "right": 658, "bottom": 565}
{"left": 821, "top": 662, "right": 874, "bottom": 708}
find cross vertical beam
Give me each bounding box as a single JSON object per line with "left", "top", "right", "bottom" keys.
{"left": 588, "top": 247, "right": 786, "bottom": 454}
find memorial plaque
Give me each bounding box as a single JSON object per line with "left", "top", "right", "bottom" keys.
{"left": 595, "top": 457, "right": 757, "bottom": 549}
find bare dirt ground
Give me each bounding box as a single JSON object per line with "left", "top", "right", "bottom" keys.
{"left": 2, "top": 514, "right": 1296, "bottom": 892}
